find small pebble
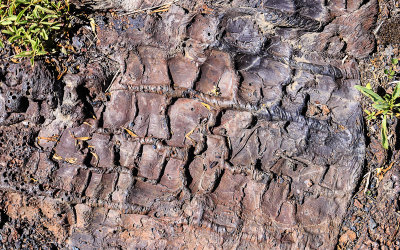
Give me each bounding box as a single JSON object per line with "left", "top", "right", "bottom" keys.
{"left": 304, "top": 179, "right": 313, "bottom": 187}
{"left": 369, "top": 218, "right": 377, "bottom": 230}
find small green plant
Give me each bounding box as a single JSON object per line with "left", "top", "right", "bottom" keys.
{"left": 355, "top": 82, "right": 400, "bottom": 149}
{"left": 0, "top": 0, "right": 70, "bottom": 65}
{"left": 384, "top": 58, "right": 399, "bottom": 80}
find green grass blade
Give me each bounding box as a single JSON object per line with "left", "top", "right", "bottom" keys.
{"left": 392, "top": 81, "right": 400, "bottom": 100}
{"left": 16, "top": 5, "right": 30, "bottom": 22}
{"left": 372, "top": 103, "right": 390, "bottom": 111}
{"left": 40, "top": 28, "right": 48, "bottom": 40}
{"left": 355, "top": 85, "right": 385, "bottom": 103}
{"left": 40, "top": 14, "right": 58, "bottom": 21}
{"left": 2, "top": 29, "right": 14, "bottom": 35}
{"left": 8, "top": 34, "right": 22, "bottom": 42}
{"left": 36, "top": 5, "right": 56, "bottom": 14}
{"left": 381, "top": 115, "right": 389, "bottom": 149}
{"left": 0, "top": 20, "right": 13, "bottom": 25}
{"left": 14, "top": 50, "right": 33, "bottom": 57}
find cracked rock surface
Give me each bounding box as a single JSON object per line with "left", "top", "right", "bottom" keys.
{"left": 0, "top": 0, "right": 378, "bottom": 248}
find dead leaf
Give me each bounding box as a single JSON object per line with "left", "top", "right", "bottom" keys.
{"left": 149, "top": 3, "right": 171, "bottom": 14}
{"left": 124, "top": 128, "right": 138, "bottom": 137}
{"left": 83, "top": 122, "right": 93, "bottom": 128}
{"left": 74, "top": 136, "right": 92, "bottom": 141}
{"left": 89, "top": 18, "right": 97, "bottom": 36}
{"left": 11, "top": 58, "right": 20, "bottom": 64}
{"left": 185, "top": 127, "right": 196, "bottom": 145}
{"left": 57, "top": 65, "right": 68, "bottom": 80}
{"left": 90, "top": 151, "right": 99, "bottom": 167}
{"left": 37, "top": 135, "right": 59, "bottom": 144}
{"left": 200, "top": 102, "right": 211, "bottom": 110}
{"left": 53, "top": 153, "right": 63, "bottom": 161}
{"left": 65, "top": 158, "right": 77, "bottom": 164}
{"left": 377, "top": 162, "right": 394, "bottom": 181}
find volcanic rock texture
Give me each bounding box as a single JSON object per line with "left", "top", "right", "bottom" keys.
{"left": 0, "top": 0, "right": 378, "bottom": 248}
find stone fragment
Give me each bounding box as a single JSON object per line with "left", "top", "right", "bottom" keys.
{"left": 153, "top": 5, "right": 188, "bottom": 50}
{"left": 168, "top": 55, "right": 198, "bottom": 89}
{"left": 112, "top": 172, "right": 133, "bottom": 203}
{"left": 90, "top": 133, "right": 114, "bottom": 168}
{"left": 138, "top": 145, "right": 163, "bottom": 180}
{"left": 91, "top": 207, "right": 108, "bottom": 225}
{"left": 85, "top": 172, "right": 102, "bottom": 198}
{"left": 103, "top": 91, "right": 135, "bottom": 129}
{"left": 188, "top": 15, "right": 218, "bottom": 45}
{"left": 104, "top": 209, "right": 122, "bottom": 227}
{"left": 262, "top": 181, "right": 289, "bottom": 218}
{"left": 74, "top": 204, "right": 92, "bottom": 228}
{"left": 122, "top": 51, "right": 143, "bottom": 86}
{"left": 54, "top": 126, "right": 90, "bottom": 165}
{"left": 138, "top": 46, "right": 170, "bottom": 85}
{"left": 128, "top": 181, "right": 166, "bottom": 207}
{"left": 339, "top": 230, "right": 357, "bottom": 243}
{"left": 72, "top": 169, "right": 90, "bottom": 195}
{"left": 34, "top": 152, "right": 56, "bottom": 181}
{"left": 195, "top": 50, "right": 238, "bottom": 99}
{"left": 159, "top": 158, "right": 183, "bottom": 191}
{"left": 133, "top": 93, "right": 169, "bottom": 139}
{"left": 118, "top": 139, "right": 141, "bottom": 168}
{"left": 53, "top": 164, "right": 80, "bottom": 192}
{"left": 275, "top": 202, "right": 296, "bottom": 225}
{"left": 296, "top": 197, "right": 339, "bottom": 226}
{"left": 167, "top": 98, "right": 210, "bottom": 147}
{"left": 99, "top": 173, "right": 118, "bottom": 200}
{"left": 224, "top": 15, "right": 265, "bottom": 53}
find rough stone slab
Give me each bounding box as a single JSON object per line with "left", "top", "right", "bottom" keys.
{"left": 0, "top": 0, "right": 377, "bottom": 248}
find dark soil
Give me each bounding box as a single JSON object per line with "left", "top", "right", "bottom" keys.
{"left": 0, "top": 0, "right": 398, "bottom": 249}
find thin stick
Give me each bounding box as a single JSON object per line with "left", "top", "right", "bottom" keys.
{"left": 105, "top": 69, "right": 120, "bottom": 93}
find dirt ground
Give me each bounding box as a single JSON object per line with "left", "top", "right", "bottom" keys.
{"left": 0, "top": 0, "right": 399, "bottom": 249}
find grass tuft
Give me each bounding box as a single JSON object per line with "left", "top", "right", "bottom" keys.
{"left": 0, "top": 0, "right": 70, "bottom": 65}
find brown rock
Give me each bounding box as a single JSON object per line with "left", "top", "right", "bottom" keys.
{"left": 103, "top": 91, "right": 135, "bottom": 129}
{"left": 195, "top": 50, "right": 238, "bottom": 99}
{"left": 128, "top": 181, "right": 166, "bottom": 207}
{"left": 112, "top": 172, "right": 133, "bottom": 203}
{"left": 339, "top": 230, "right": 357, "bottom": 243}
{"left": 138, "top": 144, "right": 163, "bottom": 180}
{"left": 188, "top": 15, "right": 219, "bottom": 45}
{"left": 53, "top": 164, "right": 80, "bottom": 192}
{"left": 159, "top": 158, "right": 184, "bottom": 191}
{"left": 99, "top": 173, "right": 118, "bottom": 200}
{"left": 138, "top": 46, "right": 170, "bottom": 85}
{"left": 167, "top": 98, "right": 210, "bottom": 147}
{"left": 275, "top": 202, "right": 296, "bottom": 225}
{"left": 133, "top": 93, "right": 169, "bottom": 139}
{"left": 54, "top": 126, "right": 90, "bottom": 165}
{"left": 90, "top": 133, "right": 114, "bottom": 168}
{"left": 72, "top": 168, "right": 90, "bottom": 195}
{"left": 168, "top": 55, "right": 198, "bottom": 89}
{"left": 74, "top": 204, "right": 92, "bottom": 228}
{"left": 85, "top": 172, "right": 102, "bottom": 198}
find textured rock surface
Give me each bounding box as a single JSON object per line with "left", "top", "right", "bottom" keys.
{"left": 0, "top": 0, "right": 379, "bottom": 248}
